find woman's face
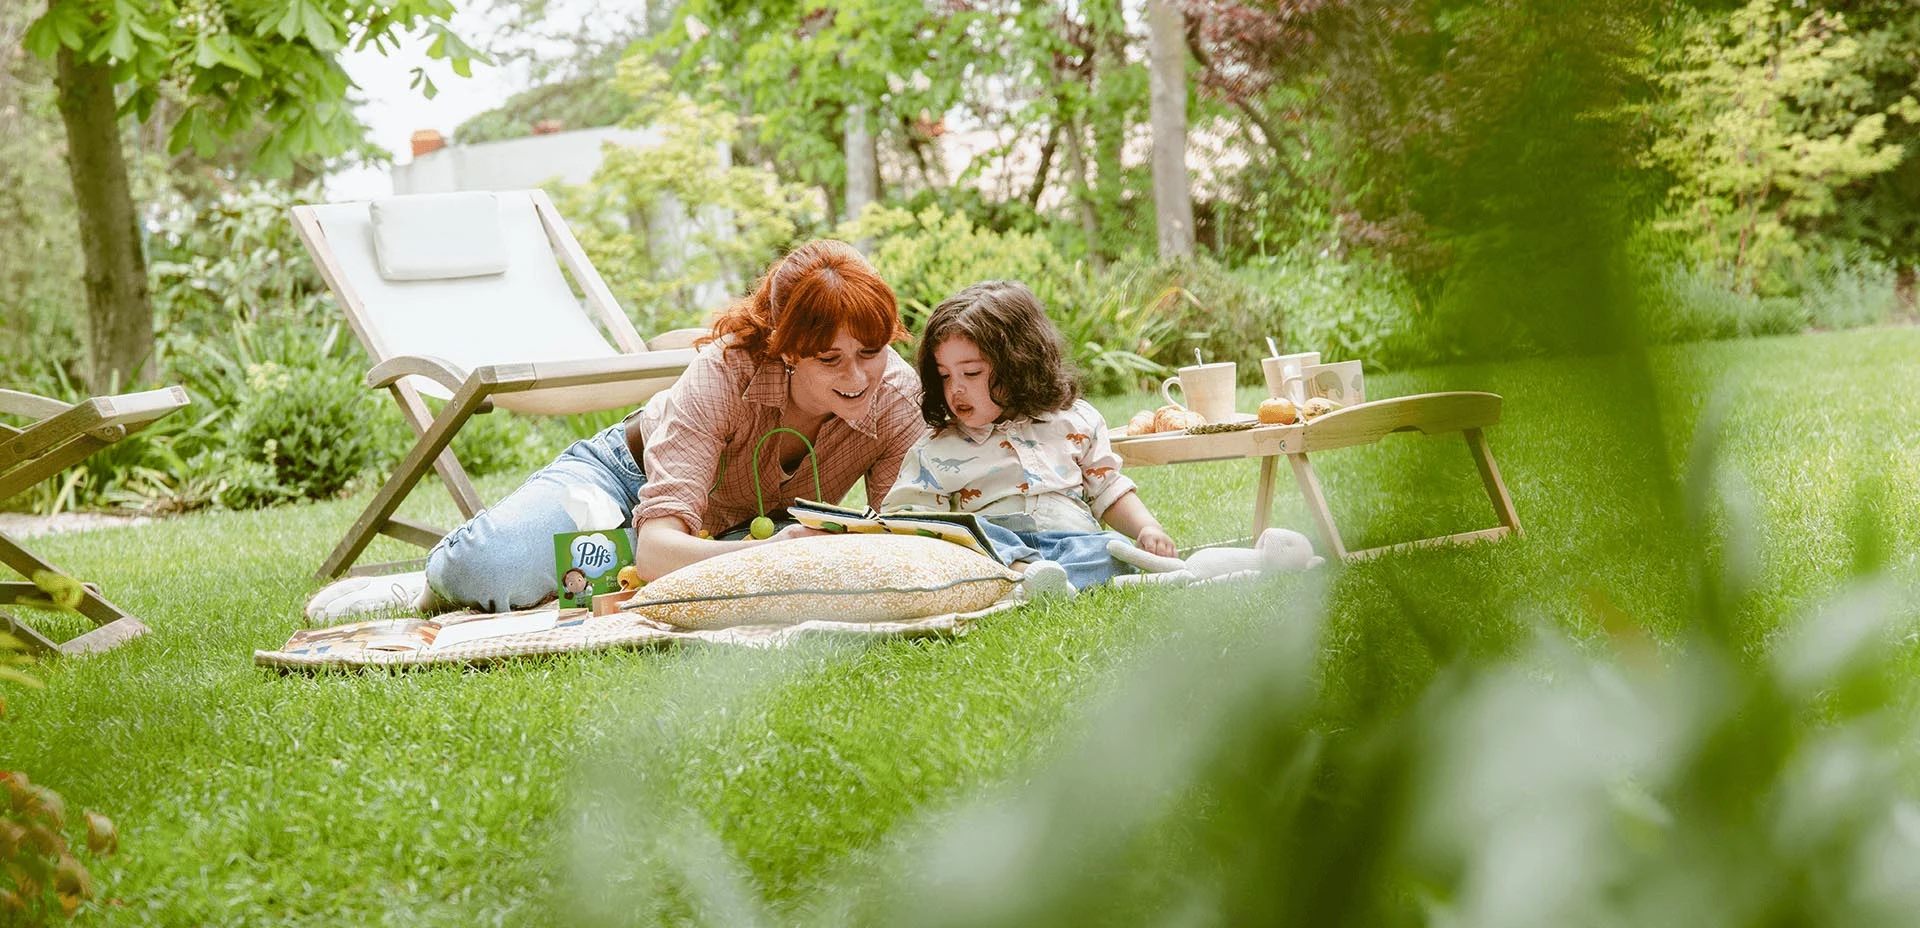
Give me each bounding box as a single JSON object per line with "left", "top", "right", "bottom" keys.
{"left": 933, "top": 335, "right": 1002, "bottom": 430}
{"left": 787, "top": 327, "right": 888, "bottom": 422}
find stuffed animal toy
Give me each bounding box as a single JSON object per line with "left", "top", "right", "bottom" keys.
{"left": 1108, "top": 528, "right": 1324, "bottom": 587}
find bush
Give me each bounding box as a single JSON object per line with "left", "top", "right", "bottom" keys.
{"left": 2, "top": 635, "right": 117, "bottom": 922}
{"left": 1639, "top": 262, "right": 1807, "bottom": 344}
{"left": 836, "top": 204, "right": 1087, "bottom": 331}
{"left": 229, "top": 360, "right": 404, "bottom": 503}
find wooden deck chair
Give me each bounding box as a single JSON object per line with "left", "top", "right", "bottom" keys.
{"left": 291, "top": 189, "right": 703, "bottom": 580}
{"left": 0, "top": 386, "right": 191, "bottom": 655}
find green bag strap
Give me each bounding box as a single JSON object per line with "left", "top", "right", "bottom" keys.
{"left": 750, "top": 427, "right": 823, "bottom": 518}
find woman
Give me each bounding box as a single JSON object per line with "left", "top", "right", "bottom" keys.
{"left": 308, "top": 240, "right": 925, "bottom": 616}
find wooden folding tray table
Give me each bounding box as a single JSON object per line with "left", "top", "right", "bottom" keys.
{"left": 1111, "top": 391, "right": 1522, "bottom": 561}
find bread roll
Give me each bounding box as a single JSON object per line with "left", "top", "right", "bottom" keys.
{"left": 1161, "top": 409, "right": 1206, "bottom": 432}
{"left": 1258, "top": 396, "right": 1297, "bottom": 424}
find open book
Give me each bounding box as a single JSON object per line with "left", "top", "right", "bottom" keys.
{"left": 276, "top": 608, "right": 585, "bottom": 658}
{"left": 789, "top": 498, "right": 1007, "bottom": 565}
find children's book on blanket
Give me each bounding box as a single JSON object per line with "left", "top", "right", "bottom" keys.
{"left": 276, "top": 608, "right": 587, "bottom": 659}
{"left": 788, "top": 498, "right": 1004, "bottom": 564}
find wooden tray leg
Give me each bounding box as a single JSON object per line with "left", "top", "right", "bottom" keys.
{"left": 1253, "top": 455, "right": 1278, "bottom": 535}
{"left": 1465, "top": 428, "right": 1522, "bottom": 535}
{"left": 1288, "top": 453, "right": 1348, "bottom": 560}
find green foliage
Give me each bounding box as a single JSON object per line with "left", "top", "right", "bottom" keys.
{"left": 837, "top": 204, "right": 1083, "bottom": 328}
{"left": 147, "top": 180, "right": 335, "bottom": 337}
{"left": 0, "top": 7, "right": 83, "bottom": 387}
{"left": 1648, "top": 0, "right": 1912, "bottom": 294}
{"left": 657, "top": 0, "right": 982, "bottom": 210}
{"left": 454, "top": 73, "right": 638, "bottom": 145}
{"left": 1228, "top": 251, "right": 1433, "bottom": 371}
{"left": 227, "top": 360, "right": 398, "bottom": 504}
{"left": 2, "top": 631, "right": 117, "bottom": 924}
{"left": 552, "top": 58, "right": 824, "bottom": 332}
{"left": 24, "top": 0, "right": 483, "bottom": 176}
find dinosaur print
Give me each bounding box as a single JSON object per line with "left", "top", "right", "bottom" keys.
{"left": 1065, "top": 432, "right": 1089, "bottom": 444}
{"left": 930, "top": 455, "right": 977, "bottom": 472}
{"left": 1085, "top": 465, "right": 1116, "bottom": 479}
{"left": 956, "top": 487, "right": 983, "bottom": 504}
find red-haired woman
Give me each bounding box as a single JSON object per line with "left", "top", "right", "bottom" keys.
{"left": 311, "top": 241, "right": 925, "bottom": 615}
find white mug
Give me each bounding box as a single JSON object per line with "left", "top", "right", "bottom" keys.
{"left": 1160, "top": 362, "right": 1238, "bottom": 424}
{"left": 1283, "top": 360, "right": 1365, "bottom": 406}
{"left": 1261, "top": 351, "right": 1321, "bottom": 399}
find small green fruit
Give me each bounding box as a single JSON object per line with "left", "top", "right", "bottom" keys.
{"left": 750, "top": 516, "right": 775, "bottom": 539}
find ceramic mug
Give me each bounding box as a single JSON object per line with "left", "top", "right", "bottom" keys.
{"left": 1160, "top": 362, "right": 1238, "bottom": 424}
{"left": 1261, "top": 351, "right": 1321, "bottom": 399}
{"left": 1282, "top": 360, "right": 1365, "bottom": 406}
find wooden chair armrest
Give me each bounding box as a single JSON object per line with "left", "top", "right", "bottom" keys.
{"left": 0, "top": 389, "right": 71, "bottom": 420}
{"left": 367, "top": 356, "right": 471, "bottom": 393}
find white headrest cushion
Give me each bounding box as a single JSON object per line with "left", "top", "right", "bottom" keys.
{"left": 369, "top": 192, "right": 509, "bottom": 281}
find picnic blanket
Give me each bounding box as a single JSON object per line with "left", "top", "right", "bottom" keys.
{"left": 254, "top": 599, "right": 1018, "bottom": 672}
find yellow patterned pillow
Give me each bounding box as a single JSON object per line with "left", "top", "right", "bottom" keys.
{"left": 634, "top": 534, "right": 1020, "bottom": 630}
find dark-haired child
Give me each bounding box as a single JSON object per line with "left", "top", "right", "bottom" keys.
{"left": 881, "top": 280, "right": 1176, "bottom": 597}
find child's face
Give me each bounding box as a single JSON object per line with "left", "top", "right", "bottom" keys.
{"left": 934, "top": 336, "right": 1002, "bottom": 430}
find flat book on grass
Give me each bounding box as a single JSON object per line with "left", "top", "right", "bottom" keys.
{"left": 789, "top": 498, "right": 1006, "bottom": 565}
{"left": 277, "top": 608, "right": 585, "bottom": 658}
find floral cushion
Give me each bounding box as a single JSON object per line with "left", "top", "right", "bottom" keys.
{"left": 634, "top": 534, "right": 1021, "bottom": 631}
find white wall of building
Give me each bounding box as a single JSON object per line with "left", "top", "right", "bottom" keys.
{"left": 392, "top": 126, "right": 669, "bottom": 195}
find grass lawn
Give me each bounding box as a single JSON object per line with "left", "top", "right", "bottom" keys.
{"left": 6, "top": 326, "right": 1920, "bottom": 924}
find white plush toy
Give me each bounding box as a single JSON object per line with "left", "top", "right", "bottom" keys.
{"left": 1108, "top": 528, "right": 1324, "bottom": 587}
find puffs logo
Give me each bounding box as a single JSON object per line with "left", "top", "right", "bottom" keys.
{"left": 569, "top": 533, "right": 619, "bottom": 579}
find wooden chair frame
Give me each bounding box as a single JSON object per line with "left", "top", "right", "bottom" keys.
{"left": 291, "top": 190, "right": 703, "bottom": 580}
{"left": 0, "top": 386, "right": 191, "bottom": 655}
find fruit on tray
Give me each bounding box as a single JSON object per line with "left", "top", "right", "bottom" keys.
{"left": 1257, "top": 396, "right": 1297, "bottom": 424}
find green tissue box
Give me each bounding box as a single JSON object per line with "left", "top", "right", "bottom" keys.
{"left": 554, "top": 529, "right": 634, "bottom": 609}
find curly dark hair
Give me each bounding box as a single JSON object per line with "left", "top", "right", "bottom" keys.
{"left": 917, "top": 280, "right": 1080, "bottom": 429}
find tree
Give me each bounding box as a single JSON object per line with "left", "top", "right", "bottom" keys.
{"left": 658, "top": 0, "right": 979, "bottom": 222}
{"left": 1648, "top": 0, "right": 1909, "bottom": 293}
{"left": 1821, "top": 0, "right": 1920, "bottom": 311}
{"left": 24, "top": 0, "right": 482, "bottom": 390}
{"left": 1147, "top": 0, "right": 1195, "bottom": 258}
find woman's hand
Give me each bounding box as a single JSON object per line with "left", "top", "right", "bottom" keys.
{"left": 1133, "top": 524, "right": 1177, "bottom": 558}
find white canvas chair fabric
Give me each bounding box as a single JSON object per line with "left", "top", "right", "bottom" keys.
{"left": 292, "top": 188, "right": 700, "bottom": 579}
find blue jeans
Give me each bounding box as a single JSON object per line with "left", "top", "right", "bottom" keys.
{"left": 980, "top": 520, "right": 1134, "bottom": 591}
{"left": 425, "top": 424, "right": 644, "bottom": 612}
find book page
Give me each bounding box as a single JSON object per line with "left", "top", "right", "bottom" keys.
{"left": 428, "top": 609, "right": 561, "bottom": 651}
{"left": 875, "top": 516, "right": 995, "bottom": 558}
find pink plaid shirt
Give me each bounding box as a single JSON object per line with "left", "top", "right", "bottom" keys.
{"left": 629, "top": 339, "right": 925, "bottom": 537}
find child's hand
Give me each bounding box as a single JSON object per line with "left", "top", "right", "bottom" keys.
{"left": 1134, "top": 525, "right": 1176, "bottom": 558}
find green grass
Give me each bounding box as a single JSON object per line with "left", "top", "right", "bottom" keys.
{"left": 6, "top": 327, "right": 1920, "bottom": 924}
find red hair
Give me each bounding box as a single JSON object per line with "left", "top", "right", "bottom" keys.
{"left": 699, "top": 240, "right": 907, "bottom": 361}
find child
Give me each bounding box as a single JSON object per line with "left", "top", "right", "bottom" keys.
{"left": 881, "top": 280, "right": 1176, "bottom": 597}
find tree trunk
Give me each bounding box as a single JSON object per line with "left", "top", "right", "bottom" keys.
{"left": 1897, "top": 262, "right": 1917, "bottom": 319}
{"left": 1063, "top": 114, "right": 1104, "bottom": 271}
{"left": 1090, "top": 1, "right": 1127, "bottom": 261}
{"left": 1023, "top": 121, "right": 1061, "bottom": 210}
{"left": 1147, "top": 0, "right": 1195, "bottom": 260}
{"left": 843, "top": 102, "right": 880, "bottom": 224}
{"left": 55, "top": 46, "right": 152, "bottom": 391}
